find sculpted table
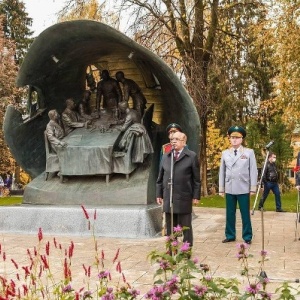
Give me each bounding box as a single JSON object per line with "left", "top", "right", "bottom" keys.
{"left": 57, "top": 125, "right": 121, "bottom": 183}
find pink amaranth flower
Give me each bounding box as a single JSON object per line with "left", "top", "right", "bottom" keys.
{"left": 145, "top": 285, "right": 166, "bottom": 300}
{"left": 11, "top": 259, "right": 18, "bottom": 269}
{"left": 98, "top": 270, "right": 110, "bottom": 279}
{"left": 261, "top": 250, "right": 268, "bottom": 257}
{"left": 62, "top": 284, "right": 73, "bottom": 293}
{"left": 22, "top": 266, "right": 30, "bottom": 278}
{"left": 165, "top": 236, "right": 171, "bottom": 242}
{"left": 159, "top": 260, "right": 169, "bottom": 270}
{"left": 194, "top": 285, "right": 208, "bottom": 297}
{"left": 69, "top": 241, "right": 74, "bottom": 258}
{"left": 81, "top": 205, "right": 90, "bottom": 219}
{"left": 166, "top": 276, "right": 178, "bottom": 294}
{"left": 101, "top": 287, "right": 114, "bottom": 300}
{"left": 173, "top": 225, "right": 182, "bottom": 232}
{"left": 116, "top": 261, "right": 122, "bottom": 273}
{"left": 40, "top": 255, "right": 49, "bottom": 269}
{"left": 171, "top": 240, "right": 178, "bottom": 247}
{"left": 83, "top": 264, "right": 87, "bottom": 275}
{"left": 113, "top": 248, "right": 120, "bottom": 263}
{"left": 246, "top": 283, "right": 261, "bottom": 294}
{"left": 46, "top": 241, "right": 50, "bottom": 256}
{"left": 193, "top": 257, "right": 199, "bottom": 264}
{"left": 204, "top": 275, "right": 212, "bottom": 281}
{"left": 180, "top": 241, "right": 190, "bottom": 252}
{"left": 129, "top": 288, "right": 140, "bottom": 298}
{"left": 236, "top": 242, "right": 250, "bottom": 250}
{"left": 38, "top": 228, "right": 43, "bottom": 242}
{"left": 83, "top": 290, "right": 92, "bottom": 299}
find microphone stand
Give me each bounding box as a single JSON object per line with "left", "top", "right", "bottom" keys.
{"left": 251, "top": 144, "right": 273, "bottom": 281}
{"left": 251, "top": 147, "right": 271, "bottom": 215}
{"left": 168, "top": 148, "right": 175, "bottom": 255}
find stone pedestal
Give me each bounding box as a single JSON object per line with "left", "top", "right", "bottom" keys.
{"left": 0, "top": 205, "right": 162, "bottom": 238}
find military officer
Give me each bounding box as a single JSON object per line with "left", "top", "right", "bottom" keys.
{"left": 218, "top": 126, "right": 258, "bottom": 244}
{"left": 161, "top": 123, "right": 183, "bottom": 156}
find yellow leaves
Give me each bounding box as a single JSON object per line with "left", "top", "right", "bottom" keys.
{"left": 58, "top": 0, "right": 103, "bottom": 22}
{"left": 206, "top": 120, "right": 230, "bottom": 169}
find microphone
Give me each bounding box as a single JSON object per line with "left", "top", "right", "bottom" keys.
{"left": 265, "top": 140, "right": 274, "bottom": 149}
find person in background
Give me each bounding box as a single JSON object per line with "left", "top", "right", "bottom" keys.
{"left": 161, "top": 123, "right": 183, "bottom": 158}
{"left": 258, "top": 152, "right": 286, "bottom": 212}
{"left": 219, "top": 125, "right": 258, "bottom": 244}
{"left": 4, "top": 173, "right": 12, "bottom": 190}
{"left": 156, "top": 131, "right": 200, "bottom": 247}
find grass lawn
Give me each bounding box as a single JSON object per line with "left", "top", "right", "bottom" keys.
{"left": 199, "top": 189, "right": 300, "bottom": 213}
{"left": 0, "top": 196, "right": 23, "bottom": 206}
{"left": 0, "top": 190, "right": 299, "bottom": 212}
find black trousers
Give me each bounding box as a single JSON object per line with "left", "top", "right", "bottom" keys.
{"left": 165, "top": 213, "right": 193, "bottom": 246}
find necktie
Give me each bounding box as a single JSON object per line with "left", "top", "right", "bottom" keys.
{"left": 174, "top": 151, "right": 180, "bottom": 160}
{"left": 234, "top": 149, "right": 237, "bottom": 156}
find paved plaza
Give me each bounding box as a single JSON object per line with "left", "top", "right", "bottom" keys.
{"left": 1, "top": 207, "right": 300, "bottom": 297}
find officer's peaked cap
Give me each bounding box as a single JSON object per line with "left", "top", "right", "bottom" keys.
{"left": 227, "top": 125, "right": 246, "bottom": 138}
{"left": 166, "top": 123, "right": 182, "bottom": 133}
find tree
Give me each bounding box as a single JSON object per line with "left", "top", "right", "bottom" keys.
{"left": 58, "top": 0, "right": 103, "bottom": 22}
{"left": 0, "top": 0, "right": 33, "bottom": 64}
{"left": 0, "top": 17, "right": 24, "bottom": 176}
{"left": 264, "top": 1, "right": 300, "bottom": 132}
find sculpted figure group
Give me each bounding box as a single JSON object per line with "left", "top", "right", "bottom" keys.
{"left": 45, "top": 69, "right": 154, "bottom": 179}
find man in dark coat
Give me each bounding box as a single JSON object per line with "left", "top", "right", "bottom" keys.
{"left": 156, "top": 131, "right": 200, "bottom": 246}
{"left": 258, "top": 152, "right": 285, "bottom": 212}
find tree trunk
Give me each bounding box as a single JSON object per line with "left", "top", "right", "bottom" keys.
{"left": 14, "top": 161, "right": 20, "bottom": 185}
{"left": 200, "top": 115, "right": 208, "bottom": 196}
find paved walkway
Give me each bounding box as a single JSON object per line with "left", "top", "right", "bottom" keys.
{"left": 1, "top": 207, "right": 300, "bottom": 297}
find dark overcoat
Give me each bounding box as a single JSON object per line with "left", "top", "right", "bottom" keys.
{"left": 156, "top": 148, "right": 201, "bottom": 214}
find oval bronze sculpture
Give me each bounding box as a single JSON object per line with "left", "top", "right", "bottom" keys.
{"left": 3, "top": 20, "right": 199, "bottom": 207}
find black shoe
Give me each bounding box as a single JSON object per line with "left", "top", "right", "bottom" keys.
{"left": 244, "top": 240, "right": 252, "bottom": 244}
{"left": 276, "top": 209, "right": 286, "bottom": 212}
{"left": 222, "top": 238, "right": 236, "bottom": 243}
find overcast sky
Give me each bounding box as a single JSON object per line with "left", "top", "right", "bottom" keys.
{"left": 22, "top": 0, "right": 66, "bottom": 36}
